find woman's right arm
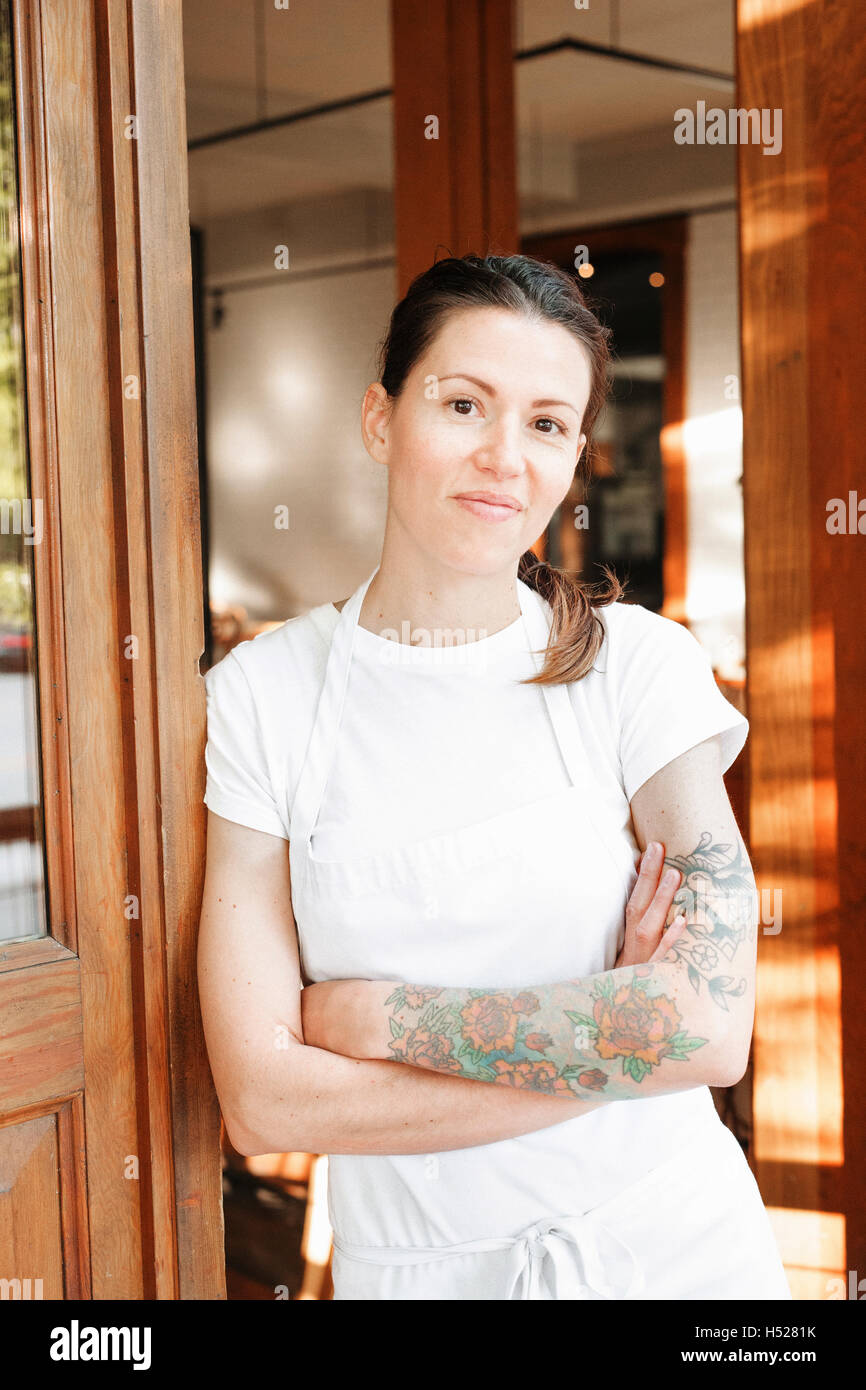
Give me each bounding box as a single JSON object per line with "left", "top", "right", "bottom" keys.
{"left": 197, "top": 810, "right": 607, "bottom": 1157}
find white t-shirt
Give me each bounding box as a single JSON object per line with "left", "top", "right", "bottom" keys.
{"left": 203, "top": 582, "right": 749, "bottom": 851}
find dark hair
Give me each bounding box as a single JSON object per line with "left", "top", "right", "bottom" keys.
{"left": 375, "top": 253, "right": 624, "bottom": 684}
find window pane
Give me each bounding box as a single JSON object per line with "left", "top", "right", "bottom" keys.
{"left": 0, "top": 0, "right": 47, "bottom": 944}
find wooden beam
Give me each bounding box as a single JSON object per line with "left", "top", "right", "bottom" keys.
{"left": 390, "top": 0, "right": 518, "bottom": 294}
{"left": 125, "top": 0, "right": 226, "bottom": 1299}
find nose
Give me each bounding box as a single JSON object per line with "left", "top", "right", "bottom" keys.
{"left": 472, "top": 412, "right": 526, "bottom": 479}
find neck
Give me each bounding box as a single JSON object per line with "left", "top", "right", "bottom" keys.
{"left": 359, "top": 532, "right": 523, "bottom": 647}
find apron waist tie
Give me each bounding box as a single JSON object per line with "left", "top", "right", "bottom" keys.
{"left": 332, "top": 1209, "right": 646, "bottom": 1300}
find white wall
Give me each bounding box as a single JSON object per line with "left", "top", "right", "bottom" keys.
{"left": 683, "top": 208, "right": 745, "bottom": 678}
{"left": 203, "top": 199, "right": 394, "bottom": 621}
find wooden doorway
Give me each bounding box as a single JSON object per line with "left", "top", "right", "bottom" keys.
{"left": 0, "top": 0, "right": 222, "bottom": 1299}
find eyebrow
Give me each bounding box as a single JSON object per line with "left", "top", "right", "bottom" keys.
{"left": 437, "top": 373, "right": 580, "bottom": 416}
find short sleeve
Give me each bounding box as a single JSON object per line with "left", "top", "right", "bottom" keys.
{"left": 614, "top": 605, "right": 749, "bottom": 803}
{"left": 203, "top": 649, "right": 289, "bottom": 839}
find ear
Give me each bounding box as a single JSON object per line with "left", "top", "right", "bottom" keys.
{"left": 361, "top": 382, "right": 392, "bottom": 466}
{"left": 577, "top": 433, "right": 587, "bottom": 463}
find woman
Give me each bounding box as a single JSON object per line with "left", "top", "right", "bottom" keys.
{"left": 198, "top": 253, "right": 791, "bottom": 1301}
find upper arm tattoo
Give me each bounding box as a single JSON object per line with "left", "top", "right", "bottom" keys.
{"left": 663, "top": 830, "right": 757, "bottom": 1012}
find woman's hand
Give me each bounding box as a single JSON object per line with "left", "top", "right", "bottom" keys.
{"left": 615, "top": 840, "right": 686, "bottom": 969}
{"left": 300, "top": 977, "right": 395, "bottom": 1059}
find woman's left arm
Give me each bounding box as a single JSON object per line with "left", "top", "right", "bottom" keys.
{"left": 303, "top": 737, "right": 758, "bottom": 1099}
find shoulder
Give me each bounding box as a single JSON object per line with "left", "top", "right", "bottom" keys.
{"left": 592, "top": 599, "right": 703, "bottom": 671}
{"left": 208, "top": 603, "right": 338, "bottom": 692}
{"left": 597, "top": 601, "right": 748, "bottom": 800}
{"left": 202, "top": 604, "right": 341, "bottom": 817}
{"left": 203, "top": 604, "right": 339, "bottom": 755}
{"left": 593, "top": 598, "right": 690, "bottom": 642}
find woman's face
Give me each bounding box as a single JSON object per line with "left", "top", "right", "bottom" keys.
{"left": 362, "top": 306, "right": 593, "bottom": 577}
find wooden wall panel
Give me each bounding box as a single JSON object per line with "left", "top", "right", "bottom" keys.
{"left": 0, "top": 961, "right": 83, "bottom": 1111}
{"left": 0, "top": 1115, "right": 64, "bottom": 1300}
{"left": 737, "top": 0, "right": 866, "bottom": 1295}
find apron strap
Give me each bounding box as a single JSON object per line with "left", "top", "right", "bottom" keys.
{"left": 516, "top": 583, "right": 636, "bottom": 892}
{"left": 519, "top": 582, "right": 592, "bottom": 790}
{"left": 290, "top": 565, "right": 380, "bottom": 855}
{"left": 332, "top": 1207, "right": 645, "bottom": 1301}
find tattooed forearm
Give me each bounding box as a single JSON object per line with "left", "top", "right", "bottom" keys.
{"left": 660, "top": 831, "right": 757, "bottom": 1013}
{"left": 383, "top": 966, "right": 714, "bottom": 1100}
{"left": 364, "top": 829, "right": 756, "bottom": 1099}
{"left": 378, "top": 830, "right": 756, "bottom": 1098}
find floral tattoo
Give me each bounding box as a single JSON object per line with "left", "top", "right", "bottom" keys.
{"left": 384, "top": 970, "right": 709, "bottom": 1099}
{"left": 661, "top": 831, "right": 755, "bottom": 1012}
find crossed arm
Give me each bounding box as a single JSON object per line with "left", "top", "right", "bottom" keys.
{"left": 302, "top": 737, "right": 758, "bottom": 1103}
{"left": 199, "top": 736, "right": 758, "bottom": 1156}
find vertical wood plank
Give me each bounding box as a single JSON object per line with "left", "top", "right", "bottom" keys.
{"left": 38, "top": 0, "right": 146, "bottom": 1297}
{"left": 391, "top": 0, "right": 518, "bottom": 294}
{"left": 126, "top": 0, "right": 225, "bottom": 1299}
{"left": 737, "top": 0, "right": 866, "bottom": 1291}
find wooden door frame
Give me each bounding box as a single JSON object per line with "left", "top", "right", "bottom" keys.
{"left": 8, "top": 0, "right": 222, "bottom": 1298}
{"left": 522, "top": 216, "right": 688, "bottom": 623}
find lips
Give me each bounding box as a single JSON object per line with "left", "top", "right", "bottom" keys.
{"left": 453, "top": 492, "right": 523, "bottom": 523}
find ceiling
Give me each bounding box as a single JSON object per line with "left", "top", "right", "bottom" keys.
{"left": 183, "top": 0, "right": 393, "bottom": 143}
{"left": 184, "top": 0, "right": 735, "bottom": 224}
{"left": 514, "top": 0, "right": 734, "bottom": 72}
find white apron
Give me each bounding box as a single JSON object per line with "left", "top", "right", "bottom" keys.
{"left": 289, "top": 567, "right": 792, "bottom": 1301}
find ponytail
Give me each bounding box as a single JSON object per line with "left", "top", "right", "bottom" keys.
{"left": 517, "top": 549, "right": 625, "bottom": 685}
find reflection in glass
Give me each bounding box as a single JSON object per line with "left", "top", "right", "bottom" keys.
{"left": 0, "top": 0, "right": 47, "bottom": 943}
